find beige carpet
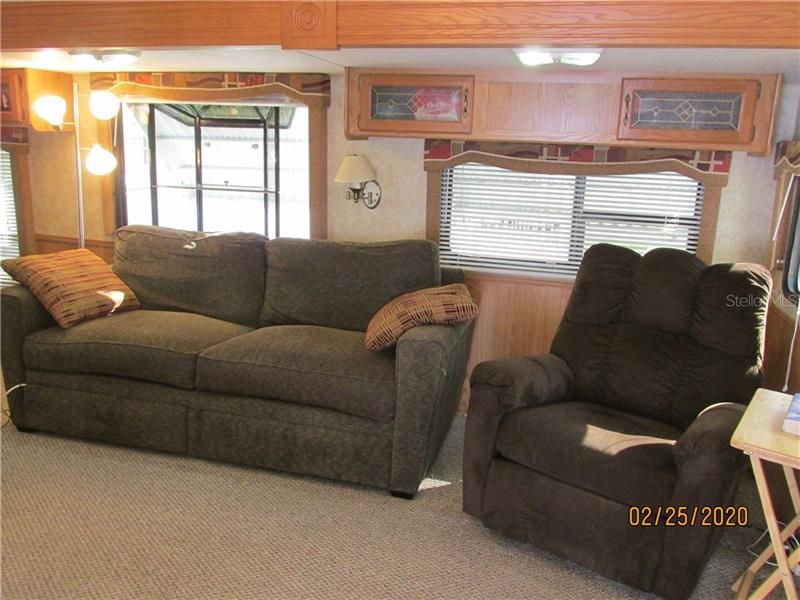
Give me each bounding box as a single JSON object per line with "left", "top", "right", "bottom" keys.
{"left": 1, "top": 415, "right": 770, "bottom": 599}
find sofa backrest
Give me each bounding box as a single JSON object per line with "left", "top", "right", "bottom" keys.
{"left": 261, "top": 238, "right": 441, "bottom": 331}
{"left": 550, "top": 243, "right": 772, "bottom": 430}
{"left": 113, "top": 225, "right": 268, "bottom": 327}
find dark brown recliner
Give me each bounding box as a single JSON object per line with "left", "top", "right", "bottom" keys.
{"left": 463, "top": 244, "right": 772, "bottom": 600}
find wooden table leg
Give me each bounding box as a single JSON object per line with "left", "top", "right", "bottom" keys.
{"left": 751, "top": 456, "right": 799, "bottom": 600}
{"left": 732, "top": 514, "right": 800, "bottom": 597}
{"left": 785, "top": 465, "right": 800, "bottom": 514}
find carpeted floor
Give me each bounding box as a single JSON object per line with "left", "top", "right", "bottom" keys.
{"left": 0, "top": 415, "right": 772, "bottom": 599}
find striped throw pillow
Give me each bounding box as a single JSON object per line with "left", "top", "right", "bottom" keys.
{"left": 2, "top": 248, "right": 141, "bottom": 328}
{"left": 365, "top": 283, "right": 478, "bottom": 351}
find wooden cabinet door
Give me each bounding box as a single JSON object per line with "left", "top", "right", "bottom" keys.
{"left": 617, "top": 78, "right": 760, "bottom": 146}
{"left": 1, "top": 70, "right": 27, "bottom": 126}
{"left": 354, "top": 73, "right": 474, "bottom": 135}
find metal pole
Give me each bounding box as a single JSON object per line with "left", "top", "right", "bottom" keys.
{"left": 72, "top": 82, "right": 85, "bottom": 248}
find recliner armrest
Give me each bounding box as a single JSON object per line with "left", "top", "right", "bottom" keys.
{"left": 673, "top": 402, "right": 746, "bottom": 473}
{"left": 470, "top": 354, "right": 574, "bottom": 415}
{"left": 1, "top": 285, "right": 54, "bottom": 388}
{"left": 463, "top": 353, "right": 573, "bottom": 517}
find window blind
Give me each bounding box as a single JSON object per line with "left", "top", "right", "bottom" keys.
{"left": 439, "top": 162, "right": 704, "bottom": 276}
{"left": 0, "top": 149, "right": 19, "bottom": 285}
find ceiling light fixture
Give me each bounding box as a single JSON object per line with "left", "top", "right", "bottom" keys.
{"left": 514, "top": 48, "right": 602, "bottom": 67}
{"left": 69, "top": 49, "right": 141, "bottom": 69}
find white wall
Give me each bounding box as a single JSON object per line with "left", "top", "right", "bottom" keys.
{"left": 327, "top": 75, "right": 427, "bottom": 241}
{"left": 712, "top": 83, "right": 800, "bottom": 264}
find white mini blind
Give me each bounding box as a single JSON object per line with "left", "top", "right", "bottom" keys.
{"left": 0, "top": 149, "right": 19, "bottom": 285}
{"left": 439, "top": 162, "right": 704, "bottom": 276}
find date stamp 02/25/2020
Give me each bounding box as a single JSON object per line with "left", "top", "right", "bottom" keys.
{"left": 628, "top": 505, "right": 749, "bottom": 528}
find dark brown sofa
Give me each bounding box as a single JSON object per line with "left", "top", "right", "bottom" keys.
{"left": 2, "top": 225, "right": 474, "bottom": 497}
{"left": 463, "top": 243, "right": 771, "bottom": 599}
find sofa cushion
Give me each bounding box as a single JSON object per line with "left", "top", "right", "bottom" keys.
{"left": 496, "top": 401, "right": 680, "bottom": 506}
{"left": 24, "top": 310, "right": 252, "bottom": 389}
{"left": 2, "top": 248, "right": 140, "bottom": 328}
{"left": 197, "top": 325, "right": 396, "bottom": 422}
{"left": 260, "top": 238, "right": 440, "bottom": 331}
{"left": 113, "top": 225, "right": 268, "bottom": 327}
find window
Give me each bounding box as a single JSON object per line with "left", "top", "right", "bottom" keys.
{"left": 439, "top": 162, "right": 704, "bottom": 276}
{"left": 118, "top": 103, "right": 309, "bottom": 238}
{"left": 0, "top": 149, "right": 19, "bottom": 285}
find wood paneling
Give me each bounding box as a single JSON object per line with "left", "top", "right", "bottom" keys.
{"left": 1, "top": 2, "right": 282, "bottom": 50}
{"left": 458, "top": 273, "right": 573, "bottom": 409}
{"left": 337, "top": 1, "right": 800, "bottom": 49}
{"left": 473, "top": 80, "right": 619, "bottom": 143}
{"left": 281, "top": 1, "right": 338, "bottom": 50}
{"left": 35, "top": 234, "right": 114, "bottom": 264}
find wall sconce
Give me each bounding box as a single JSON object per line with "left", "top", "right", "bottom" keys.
{"left": 34, "top": 84, "right": 120, "bottom": 247}
{"left": 335, "top": 154, "right": 382, "bottom": 209}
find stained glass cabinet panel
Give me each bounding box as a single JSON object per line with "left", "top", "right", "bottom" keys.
{"left": 356, "top": 74, "right": 474, "bottom": 135}
{"left": 617, "top": 78, "right": 761, "bottom": 146}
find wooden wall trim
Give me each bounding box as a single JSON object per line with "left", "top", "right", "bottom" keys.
{"left": 1, "top": 2, "right": 282, "bottom": 50}
{"left": 309, "top": 105, "right": 328, "bottom": 240}
{"left": 696, "top": 185, "right": 722, "bottom": 264}
{"left": 103, "top": 81, "right": 330, "bottom": 109}
{"left": 35, "top": 234, "right": 115, "bottom": 263}
{"left": 337, "top": 1, "right": 800, "bottom": 49}
{"left": 424, "top": 151, "right": 730, "bottom": 186}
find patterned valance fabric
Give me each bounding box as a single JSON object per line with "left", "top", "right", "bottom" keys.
{"left": 424, "top": 139, "right": 732, "bottom": 174}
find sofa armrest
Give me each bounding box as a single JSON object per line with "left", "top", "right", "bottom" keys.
{"left": 463, "top": 354, "right": 573, "bottom": 517}
{"left": 653, "top": 402, "right": 747, "bottom": 599}
{"left": 390, "top": 320, "right": 474, "bottom": 496}
{"left": 1, "top": 285, "right": 54, "bottom": 390}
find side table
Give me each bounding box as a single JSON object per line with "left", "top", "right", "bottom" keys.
{"left": 731, "top": 388, "right": 800, "bottom": 600}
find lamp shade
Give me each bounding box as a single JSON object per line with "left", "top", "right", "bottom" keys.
{"left": 335, "top": 155, "right": 376, "bottom": 184}
{"left": 85, "top": 144, "right": 117, "bottom": 175}
{"left": 33, "top": 95, "right": 67, "bottom": 127}
{"left": 89, "top": 91, "right": 120, "bottom": 120}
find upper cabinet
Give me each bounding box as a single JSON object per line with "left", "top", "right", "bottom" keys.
{"left": 345, "top": 69, "right": 781, "bottom": 155}
{"left": 0, "top": 68, "right": 74, "bottom": 132}
{"left": 346, "top": 71, "right": 474, "bottom": 137}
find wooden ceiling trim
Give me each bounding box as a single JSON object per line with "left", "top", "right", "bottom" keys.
{"left": 2, "top": 1, "right": 798, "bottom": 51}
{"left": 0, "top": 1, "right": 283, "bottom": 50}
{"left": 336, "top": 1, "right": 800, "bottom": 49}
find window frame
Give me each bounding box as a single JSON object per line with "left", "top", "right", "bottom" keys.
{"left": 425, "top": 151, "right": 729, "bottom": 275}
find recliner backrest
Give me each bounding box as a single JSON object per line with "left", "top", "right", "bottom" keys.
{"left": 550, "top": 243, "right": 771, "bottom": 430}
